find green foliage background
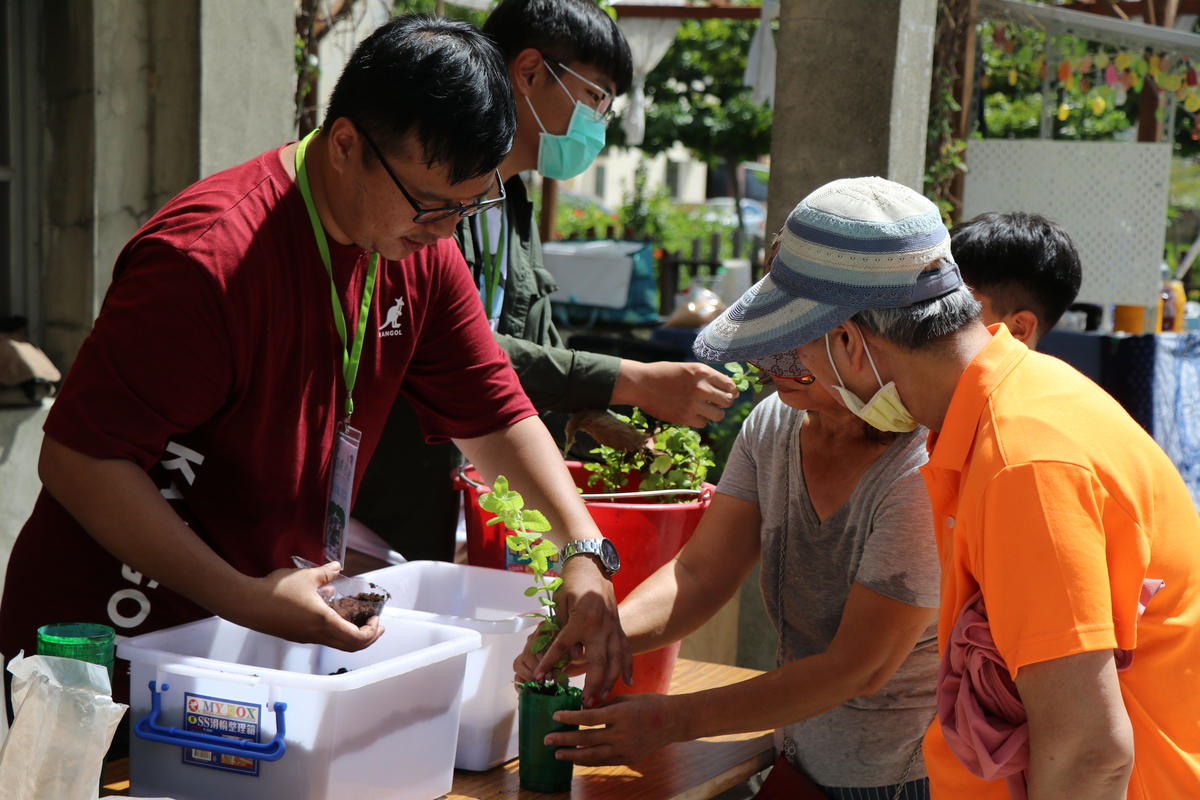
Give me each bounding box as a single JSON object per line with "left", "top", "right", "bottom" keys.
{"left": 608, "top": 16, "right": 773, "bottom": 173}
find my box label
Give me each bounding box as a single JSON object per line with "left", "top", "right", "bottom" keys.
{"left": 181, "top": 692, "right": 262, "bottom": 776}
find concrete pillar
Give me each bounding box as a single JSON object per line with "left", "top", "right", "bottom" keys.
{"left": 736, "top": 0, "right": 937, "bottom": 671}
{"left": 39, "top": 0, "right": 294, "bottom": 371}
{"left": 93, "top": 1, "right": 157, "bottom": 322}
{"left": 198, "top": 0, "right": 295, "bottom": 178}
{"left": 765, "top": 0, "right": 937, "bottom": 236}
{"left": 41, "top": 1, "right": 98, "bottom": 369}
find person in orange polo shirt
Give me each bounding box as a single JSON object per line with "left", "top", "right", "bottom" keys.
{"left": 694, "top": 176, "right": 1200, "bottom": 799}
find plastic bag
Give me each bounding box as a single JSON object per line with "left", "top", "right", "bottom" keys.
{"left": 663, "top": 281, "right": 726, "bottom": 329}
{"left": 0, "top": 336, "right": 61, "bottom": 406}
{"left": 0, "top": 652, "right": 127, "bottom": 800}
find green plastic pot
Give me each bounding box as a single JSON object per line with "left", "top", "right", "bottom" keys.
{"left": 518, "top": 686, "right": 583, "bottom": 792}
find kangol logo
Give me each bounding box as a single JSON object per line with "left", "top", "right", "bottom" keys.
{"left": 379, "top": 296, "right": 405, "bottom": 337}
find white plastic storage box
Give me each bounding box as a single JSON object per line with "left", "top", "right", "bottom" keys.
{"left": 364, "top": 562, "right": 540, "bottom": 771}
{"left": 116, "top": 615, "right": 481, "bottom": 800}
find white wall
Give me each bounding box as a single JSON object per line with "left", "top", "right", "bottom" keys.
{"left": 199, "top": 0, "right": 296, "bottom": 177}
{"left": 568, "top": 144, "right": 708, "bottom": 211}
{"left": 316, "top": 1, "right": 394, "bottom": 125}
{"left": 93, "top": 1, "right": 154, "bottom": 321}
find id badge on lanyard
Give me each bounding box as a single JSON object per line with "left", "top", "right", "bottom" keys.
{"left": 323, "top": 422, "right": 361, "bottom": 564}
{"left": 295, "top": 130, "right": 379, "bottom": 564}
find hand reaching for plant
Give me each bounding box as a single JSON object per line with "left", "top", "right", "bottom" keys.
{"left": 543, "top": 692, "right": 684, "bottom": 766}
{"left": 611, "top": 360, "right": 737, "bottom": 428}
{"left": 538, "top": 554, "right": 632, "bottom": 706}
{"left": 481, "top": 476, "right": 632, "bottom": 707}
{"left": 513, "top": 625, "right": 588, "bottom": 683}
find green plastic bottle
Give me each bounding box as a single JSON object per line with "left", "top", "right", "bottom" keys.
{"left": 36, "top": 622, "right": 116, "bottom": 687}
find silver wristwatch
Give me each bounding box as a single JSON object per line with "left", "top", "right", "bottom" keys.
{"left": 560, "top": 537, "right": 620, "bottom": 577}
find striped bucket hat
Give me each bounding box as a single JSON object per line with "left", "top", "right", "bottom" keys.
{"left": 693, "top": 176, "right": 961, "bottom": 367}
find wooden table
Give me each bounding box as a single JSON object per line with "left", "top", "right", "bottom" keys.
{"left": 103, "top": 658, "right": 774, "bottom": 800}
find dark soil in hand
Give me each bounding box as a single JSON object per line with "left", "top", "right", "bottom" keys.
{"left": 329, "top": 592, "right": 385, "bottom": 627}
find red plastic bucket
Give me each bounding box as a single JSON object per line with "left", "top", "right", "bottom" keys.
{"left": 454, "top": 462, "right": 713, "bottom": 695}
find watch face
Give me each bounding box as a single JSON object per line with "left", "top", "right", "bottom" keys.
{"left": 600, "top": 538, "right": 620, "bottom": 572}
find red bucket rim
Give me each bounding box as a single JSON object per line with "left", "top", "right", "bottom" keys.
{"left": 454, "top": 463, "right": 714, "bottom": 510}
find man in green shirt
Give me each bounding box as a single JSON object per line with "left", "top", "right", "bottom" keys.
{"left": 355, "top": 0, "right": 737, "bottom": 561}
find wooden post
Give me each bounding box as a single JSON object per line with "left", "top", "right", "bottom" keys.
{"left": 1163, "top": 0, "right": 1180, "bottom": 26}
{"left": 949, "top": 0, "right": 979, "bottom": 223}
{"left": 659, "top": 252, "right": 681, "bottom": 315}
{"left": 539, "top": 178, "right": 558, "bottom": 243}
{"left": 1143, "top": 0, "right": 1158, "bottom": 25}
{"left": 1137, "top": 0, "right": 1170, "bottom": 143}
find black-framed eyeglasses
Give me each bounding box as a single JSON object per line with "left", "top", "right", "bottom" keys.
{"left": 357, "top": 125, "right": 506, "bottom": 224}
{"left": 542, "top": 53, "right": 616, "bottom": 126}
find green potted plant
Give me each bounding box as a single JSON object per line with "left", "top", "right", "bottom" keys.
{"left": 459, "top": 406, "right": 733, "bottom": 697}
{"left": 479, "top": 477, "right": 581, "bottom": 793}
{"left": 580, "top": 407, "right": 715, "bottom": 496}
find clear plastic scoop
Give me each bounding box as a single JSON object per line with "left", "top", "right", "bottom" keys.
{"left": 291, "top": 555, "right": 391, "bottom": 627}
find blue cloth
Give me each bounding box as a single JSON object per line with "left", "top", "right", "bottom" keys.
{"left": 1036, "top": 330, "right": 1103, "bottom": 384}
{"left": 649, "top": 326, "right": 701, "bottom": 360}
{"left": 1150, "top": 333, "right": 1200, "bottom": 509}
{"left": 1102, "top": 334, "right": 1157, "bottom": 435}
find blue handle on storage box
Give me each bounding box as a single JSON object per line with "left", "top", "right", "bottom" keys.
{"left": 133, "top": 680, "right": 288, "bottom": 762}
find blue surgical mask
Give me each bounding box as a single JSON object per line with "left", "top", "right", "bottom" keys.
{"left": 525, "top": 65, "right": 607, "bottom": 181}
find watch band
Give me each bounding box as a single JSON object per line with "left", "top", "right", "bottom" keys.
{"left": 560, "top": 538, "right": 619, "bottom": 576}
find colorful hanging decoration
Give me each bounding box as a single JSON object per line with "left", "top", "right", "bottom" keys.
{"left": 1017, "top": 34, "right": 1200, "bottom": 127}
{"left": 983, "top": 21, "right": 1200, "bottom": 137}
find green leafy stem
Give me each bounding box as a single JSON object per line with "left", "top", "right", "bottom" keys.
{"left": 725, "top": 361, "right": 765, "bottom": 393}
{"left": 478, "top": 476, "right": 572, "bottom": 691}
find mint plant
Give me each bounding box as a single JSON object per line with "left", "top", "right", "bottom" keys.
{"left": 479, "top": 476, "right": 572, "bottom": 692}
{"left": 584, "top": 408, "right": 715, "bottom": 497}
{"left": 725, "top": 361, "right": 766, "bottom": 393}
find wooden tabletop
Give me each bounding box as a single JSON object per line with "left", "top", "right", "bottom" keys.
{"left": 103, "top": 658, "right": 774, "bottom": 800}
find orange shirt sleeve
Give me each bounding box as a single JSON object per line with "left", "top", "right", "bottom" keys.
{"left": 975, "top": 461, "right": 1149, "bottom": 679}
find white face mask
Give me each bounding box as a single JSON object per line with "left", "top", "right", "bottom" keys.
{"left": 823, "top": 332, "right": 918, "bottom": 433}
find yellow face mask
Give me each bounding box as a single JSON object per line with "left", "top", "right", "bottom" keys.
{"left": 823, "top": 332, "right": 918, "bottom": 433}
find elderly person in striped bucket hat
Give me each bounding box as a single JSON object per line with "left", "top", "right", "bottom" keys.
{"left": 695, "top": 175, "right": 966, "bottom": 433}
{"left": 519, "top": 177, "right": 952, "bottom": 800}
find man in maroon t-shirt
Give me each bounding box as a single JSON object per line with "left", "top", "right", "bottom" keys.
{"left": 1, "top": 15, "right": 629, "bottom": 711}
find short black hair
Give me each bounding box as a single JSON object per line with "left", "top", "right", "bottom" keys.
{"left": 324, "top": 14, "right": 515, "bottom": 184}
{"left": 951, "top": 212, "right": 1082, "bottom": 338}
{"left": 483, "top": 0, "right": 634, "bottom": 96}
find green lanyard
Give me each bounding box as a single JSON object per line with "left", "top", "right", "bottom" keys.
{"left": 294, "top": 130, "right": 379, "bottom": 422}
{"left": 478, "top": 202, "right": 507, "bottom": 320}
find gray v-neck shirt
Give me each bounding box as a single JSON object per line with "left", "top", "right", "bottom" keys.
{"left": 718, "top": 394, "right": 940, "bottom": 787}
